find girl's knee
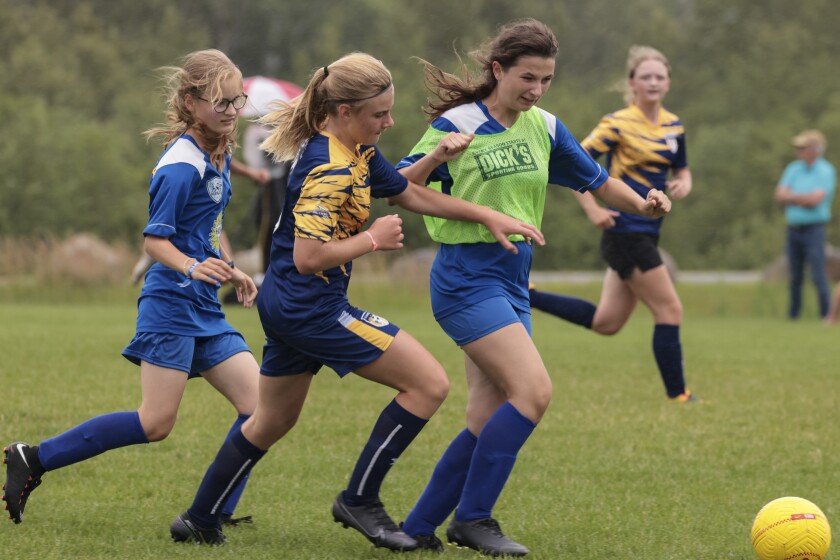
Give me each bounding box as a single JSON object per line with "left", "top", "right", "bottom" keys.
{"left": 592, "top": 322, "right": 622, "bottom": 336}
{"left": 656, "top": 301, "right": 683, "bottom": 324}
{"left": 234, "top": 402, "right": 256, "bottom": 416}
{"left": 591, "top": 313, "right": 627, "bottom": 336}
{"left": 411, "top": 366, "right": 450, "bottom": 406}
{"left": 139, "top": 415, "right": 177, "bottom": 442}
{"left": 532, "top": 379, "right": 553, "bottom": 417}
{"left": 511, "top": 374, "right": 552, "bottom": 421}
{"left": 428, "top": 371, "right": 450, "bottom": 404}
{"left": 258, "top": 410, "right": 301, "bottom": 442}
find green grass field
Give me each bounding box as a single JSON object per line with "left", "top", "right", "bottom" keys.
{"left": 0, "top": 281, "right": 837, "bottom": 559}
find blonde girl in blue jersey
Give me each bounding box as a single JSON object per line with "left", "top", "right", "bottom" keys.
{"left": 171, "top": 52, "right": 544, "bottom": 550}
{"left": 397, "top": 21, "right": 672, "bottom": 556}
{"left": 529, "top": 45, "right": 697, "bottom": 403}
{"left": 3, "top": 50, "right": 260, "bottom": 533}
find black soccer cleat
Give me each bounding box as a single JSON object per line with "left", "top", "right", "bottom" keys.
{"left": 446, "top": 517, "right": 529, "bottom": 557}
{"left": 413, "top": 532, "right": 445, "bottom": 551}
{"left": 170, "top": 511, "right": 226, "bottom": 545}
{"left": 331, "top": 493, "right": 418, "bottom": 551}
{"left": 3, "top": 442, "right": 45, "bottom": 524}
{"left": 400, "top": 522, "right": 444, "bottom": 552}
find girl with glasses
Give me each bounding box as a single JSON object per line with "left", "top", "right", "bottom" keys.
{"left": 3, "top": 49, "right": 260, "bottom": 533}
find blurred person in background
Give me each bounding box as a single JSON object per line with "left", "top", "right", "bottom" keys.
{"left": 774, "top": 129, "right": 836, "bottom": 320}
{"left": 529, "top": 45, "right": 697, "bottom": 403}
{"left": 4, "top": 49, "right": 260, "bottom": 531}
{"left": 236, "top": 122, "right": 293, "bottom": 283}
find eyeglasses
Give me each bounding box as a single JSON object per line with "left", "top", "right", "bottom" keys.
{"left": 196, "top": 93, "right": 248, "bottom": 113}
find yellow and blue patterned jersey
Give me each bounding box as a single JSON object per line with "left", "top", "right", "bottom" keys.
{"left": 257, "top": 132, "right": 408, "bottom": 328}
{"left": 582, "top": 104, "right": 687, "bottom": 234}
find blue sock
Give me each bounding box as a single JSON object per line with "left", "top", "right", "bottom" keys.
{"left": 220, "top": 413, "right": 250, "bottom": 517}
{"left": 343, "top": 399, "right": 428, "bottom": 507}
{"left": 456, "top": 402, "right": 536, "bottom": 522}
{"left": 653, "top": 324, "right": 686, "bottom": 397}
{"left": 188, "top": 428, "right": 266, "bottom": 529}
{"left": 37, "top": 411, "right": 149, "bottom": 471}
{"left": 529, "top": 289, "right": 596, "bottom": 328}
{"left": 403, "top": 428, "right": 477, "bottom": 537}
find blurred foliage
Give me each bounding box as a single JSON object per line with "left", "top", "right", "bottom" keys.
{"left": 1, "top": 0, "right": 838, "bottom": 269}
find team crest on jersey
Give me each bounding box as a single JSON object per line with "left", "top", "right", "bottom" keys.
{"left": 361, "top": 312, "right": 390, "bottom": 328}
{"left": 473, "top": 139, "right": 538, "bottom": 180}
{"left": 206, "top": 177, "right": 223, "bottom": 203}
{"left": 664, "top": 134, "right": 679, "bottom": 154}
{"left": 314, "top": 204, "right": 329, "bottom": 218}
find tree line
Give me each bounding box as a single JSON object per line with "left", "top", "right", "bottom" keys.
{"left": 2, "top": 0, "right": 838, "bottom": 270}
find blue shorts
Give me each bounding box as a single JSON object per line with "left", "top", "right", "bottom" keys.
{"left": 437, "top": 296, "right": 531, "bottom": 346}
{"left": 260, "top": 305, "right": 401, "bottom": 377}
{"left": 122, "top": 331, "right": 250, "bottom": 378}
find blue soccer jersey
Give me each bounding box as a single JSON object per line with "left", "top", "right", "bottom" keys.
{"left": 582, "top": 104, "right": 688, "bottom": 235}
{"left": 398, "top": 100, "right": 607, "bottom": 319}
{"left": 136, "top": 134, "right": 236, "bottom": 336}
{"left": 257, "top": 132, "right": 408, "bottom": 333}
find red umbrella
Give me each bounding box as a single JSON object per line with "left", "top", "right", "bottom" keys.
{"left": 241, "top": 76, "right": 304, "bottom": 117}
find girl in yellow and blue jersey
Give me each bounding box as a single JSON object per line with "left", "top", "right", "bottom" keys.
{"left": 530, "top": 46, "right": 697, "bottom": 403}
{"left": 397, "top": 22, "right": 672, "bottom": 556}
{"left": 172, "top": 52, "right": 543, "bottom": 551}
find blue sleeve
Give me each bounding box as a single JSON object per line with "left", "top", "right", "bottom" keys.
{"left": 548, "top": 118, "right": 608, "bottom": 192}
{"left": 673, "top": 133, "right": 688, "bottom": 169}
{"left": 144, "top": 164, "right": 197, "bottom": 238}
{"left": 396, "top": 116, "right": 455, "bottom": 184}
{"left": 396, "top": 153, "right": 425, "bottom": 170}
{"left": 396, "top": 154, "right": 453, "bottom": 185}
{"left": 367, "top": 146, "right": 409, "bottom": 198}
{"left": 429, "top": 116, "right": 460, "bottom": 134}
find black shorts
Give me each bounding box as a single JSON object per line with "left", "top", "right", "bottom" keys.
{"left": 600, "top": 231, "right": 663, "bottom": 280}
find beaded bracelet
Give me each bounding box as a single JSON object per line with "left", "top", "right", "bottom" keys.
{"left": 182, "top": 257, "right": 196, "bottom": 275}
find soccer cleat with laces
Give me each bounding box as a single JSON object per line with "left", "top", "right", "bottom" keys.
{"left": 446, "top": 517, "right": 529, "bottom": 557}
{"left": 3, "top": 442, "right": 45, "bottom": 524}
{"left": 400, "top": 522, "right": 444, "bottom": 552}
{"left": 413, "top": 532, "right": 444, "bottom": 552}
{"left": 331, "top": 493, "right": 418, "bottom": 551}
{"left": 170, "top": 511, "right": 226, "bottom": 545}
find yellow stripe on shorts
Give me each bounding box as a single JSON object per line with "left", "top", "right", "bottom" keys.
{"left": 338, "top": 311, "right": 394, "bottom": 351}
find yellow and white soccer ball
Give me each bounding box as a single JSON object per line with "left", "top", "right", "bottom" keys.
{"left": 751, "top": 497, "right": 832, "bottom": 560}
